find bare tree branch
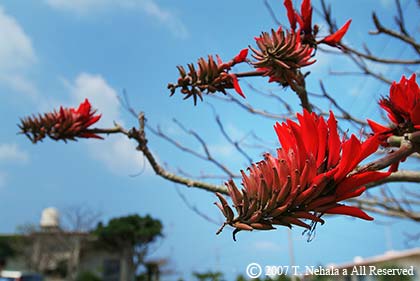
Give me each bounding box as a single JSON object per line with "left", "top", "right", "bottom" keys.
{"left": 371, "top": 12, "right": 420, "bottom": 54}
{"left": 147, "top": 119, "right": 239, "bottom": 178}
{"left": 263, "top": 0, "right": 281, "bottom": 26}
{"left": 89, "top": 118, "right": 228, "bottom": 194}
{"left": 174, "top": 186, "right": 221, "bottom": 225}
{"left": 214, "top": 114, "right": 254, "bottom": 165}
{"left": 349, "top": 198, "right": 420, "bottom": 221}
{"left": 318, "top": 81, "right": 369, "bottom": 126}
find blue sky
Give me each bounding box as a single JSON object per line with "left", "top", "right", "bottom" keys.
{"left": 0, "top": 0, "right": 419, "bottom": 280}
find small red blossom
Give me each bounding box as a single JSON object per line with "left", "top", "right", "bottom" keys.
{"left": 318, "top": 20, "right": 352, "bottom": 47}
{"left": 168, "top": 50, "right": 248, "bottom": 104}
{"left": 282, "top": 0, "right": 351, "bottom": 47}
{"left": 233, "top": 48, "right": 249, "bottom": 64}
{"left": 216, "top": 110, "right": 390, "bottom": 240}
{"left": 19, "top": 99, "right": 102, "bottom": 143}
{"left": 284, "top": 0, "right": 312, "bottom": 34}
{"left": 368, "top": 74, "right": 420, "bottom": 143}
{"left": 283, "top": 0, "right": 314, "bottom": 44}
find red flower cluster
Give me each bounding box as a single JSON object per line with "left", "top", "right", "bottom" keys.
{"left": 250, "top": 0, "right": 351, "bottom": 88}
{"left": 284, "top": 0, "right": 352, "bottom": 47}
{"left": 250, "top": 28, "right": 315, "bottom": 87}
{"left": 167, "top": 49, "right": 248, "bottom": 105}
{"left": 216, "top": 110, "right": 390, "bottom": 240}
{"left": 368, "top": 74, "right": 420, "bottom": 143}
{"left": 19, "top": 99, "right": 102, "bottom": 143}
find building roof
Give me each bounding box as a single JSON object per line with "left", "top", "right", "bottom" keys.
{"left": 327, "top": 248, "right": 420, "bottom": 269}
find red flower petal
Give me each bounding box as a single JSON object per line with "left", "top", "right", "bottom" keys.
{"left": 319, "top": 19, "right": 352, "bottom": 47}
{"left": 388, "top": 162, "right": 399, "bottom": 172}
{"left": 80, "top": 133, "right": 104, "bottom": 139}
{"left": 411, "top": 101, "right": 420, "bottom": 125}
{"left": 367, "top": 119, "right": 390, "bottom": 134}
{"left": 85, "top": 114, "right": 102, "bottom": 127}
{"left": 233, "top": 48, "right": 249, "bottom": 64}
{"left": 230, "top": 74, "right": 245, "bottom": 98}
{"left": 327, "top": 111, "right": 341, "bottom": 169}
{"left": 295, "top": 15, "right": 304, "bottom": 31}
{"left": 336, "top": 171, "right": 391, "bottom": 196}
{"left": 287, "top": 118, "right": 307, "bottom": 169}
{"left": 300, "top": 0, "right": 312, "bottom": 34}
{"left": 216, "top": 54, "right": 223, "bottom": 66}
{"left": 284, "top": 0, "right": 297, "bottom": 30}
{"left": 336, "top": 187, "right": 366, "bottom": 202}
{"left": 76, "top": 98, "right": 91, "bottom": 116}
{"left": 316, "top": 116, "right": 328, "bottom": 168}
{"left": 334, "top": 135, "right": 361, "bottom": 182}
{"left": 297, "top": 110, "right": 318, "bottom": 160}
{"left": 358, "top": 135, "right": 380, "bottom": 163}
{"left": 324, "top": 204, "right": 374, "bottom": 220}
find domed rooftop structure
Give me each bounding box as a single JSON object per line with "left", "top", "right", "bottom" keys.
{"left": 40, "top": 207, "right": 60, "bottom": 230}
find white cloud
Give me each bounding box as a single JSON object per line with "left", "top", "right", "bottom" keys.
{"left": 44, "top": 0, "right": 105, "bottom": 13}
{"left": 0, "top": 74, "right": 38, "bottom": 98}
{"left": 224, "top": 123, "right": 247, "bottom": 140}
{"left": 208, "top": 143, "right": 234, "bottom": 158}
{"left": 0, "top": 6, "right": 36, "bottom": 71}
{"left": 64, "top": 73, "right": 150, "bottom": 175}
{"left": 88, "top": 135, "right": 149, "bottom": 175}
{"left": 0, "top": 143, "right": 29, "bottom": 191}
{"left": 306, "top": 50, "right": 332, "bottom": 74}
{"left": 208, "top": 123, "right": 248, "bottom": 158}
{"left": 0, "top": 5, "right": 38, "bottom": 97}
{"left": 380, "top": 0, "right": 393, "bottom": 8}
{"left": 0, "top": 143, "right": 29, "bottom": 163}
{"left": 44, "top": 0, "right": 188, "bottom": 38}
{"left": 67, "top": 73, "right": 120, "bottom": 127}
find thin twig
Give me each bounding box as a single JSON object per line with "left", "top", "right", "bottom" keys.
{"left": 175, "top": 185, "right": 221, "bottom": 225}
{"left": 89, "top": 120, "right": 228, "bottom": 194}
{"left": 263, "top": 0, "right": 281, "bottom": 26}
{"left": 214, "top": 114, "right": 253, "bottom": 165}
{"left": 371, "top": 12, "right": 420, "bottom": 54}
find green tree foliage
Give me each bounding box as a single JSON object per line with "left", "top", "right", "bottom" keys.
{"left": 234, "top": 274, "right": 292, "bottom": 281}
{"left": 94, "top": 214, "right": 162, "bottom": 250}
{"left": 93, "top": 214, "right": 163, "bottom": 279}
{"left": 193, "top": 271, "right": 224, "bottom": 281}
{"left": 235, "top": 275, "right": 247, "bottom": 281}
{"left": 0, "top": 236, "right": 16, "bottom": 259}
{"left": 271, "top": 275, "right": 292, "bottom": 281}
{"left": 76, "top": 271, "right": 102, "bottom": 281}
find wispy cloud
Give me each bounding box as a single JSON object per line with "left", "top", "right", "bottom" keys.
{"left": 0, "top": 74, "right": 38, "bottom": 98}
{"left": 44, "top": 0, "right": 188, "bottom": 38}
{"left": 0, "top": 143, "right": 29, "bottom": 191}
{"left": 66, "top": 73, "right": 120, "bottom": 127}
{"left": 0, "top": 143, "right": 29, "bottom": 164}
{"left": 379, "top": 0, "right": 393, "bottom": 9}
{"left": 89, "top": 134, "right": 147, "bottom": 175}
{"left": 0, "top": 6, "right": 38, "bottom": 98}
{"left": 208, "top": 143, "right": 234, "bottom": 158}
{"left": 63, "top": 73, "right": 150, "bottom": 175}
